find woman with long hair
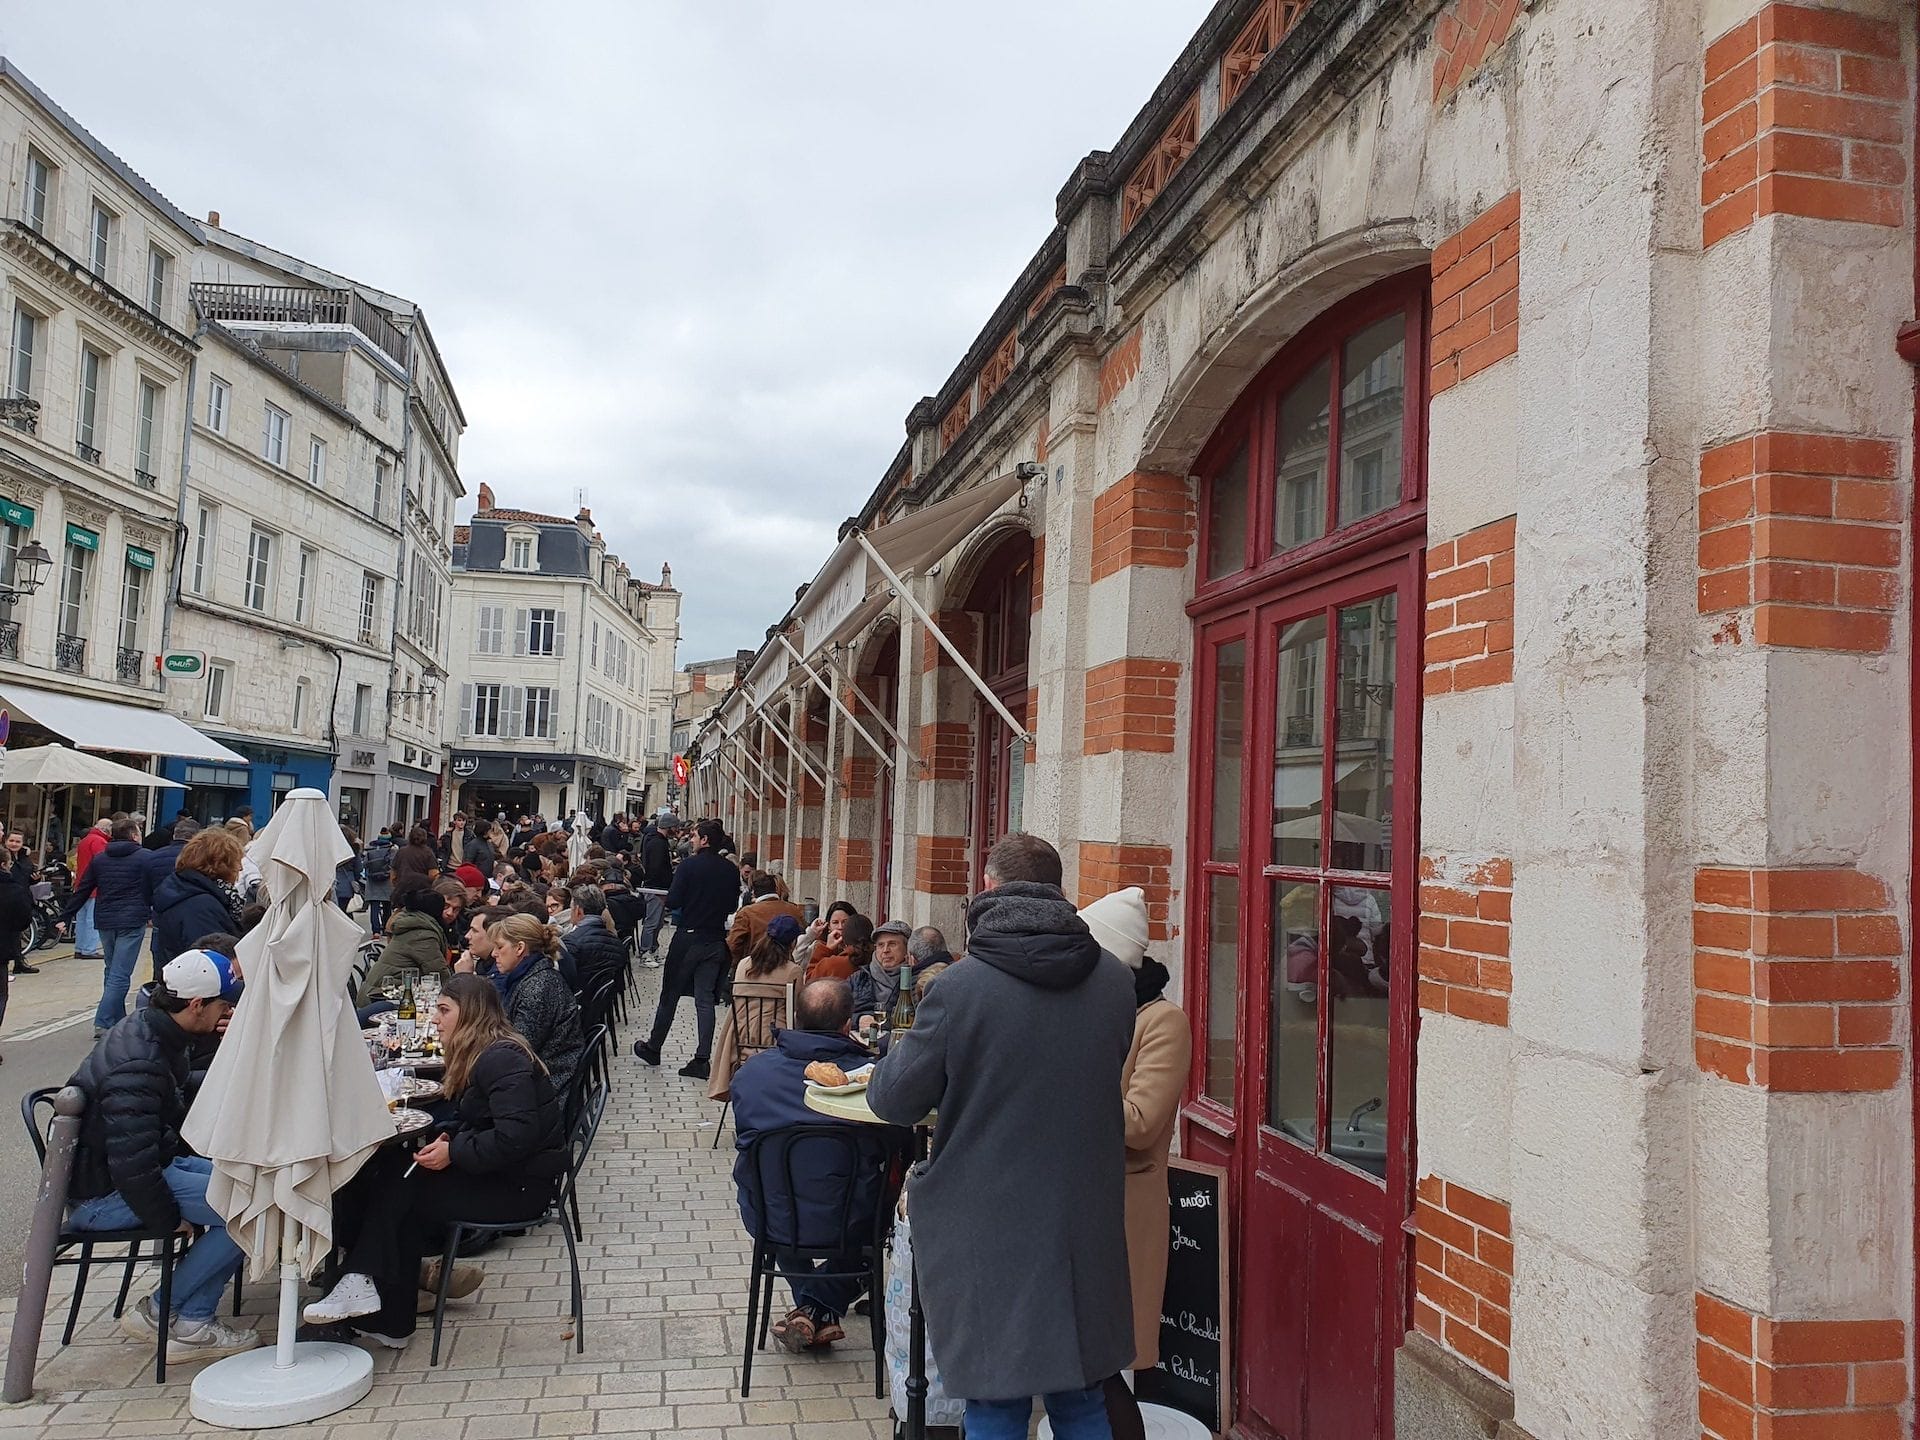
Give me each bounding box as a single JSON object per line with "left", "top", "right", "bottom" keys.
{"left": 707, "top": 913, "right": 805, "bottom": 1102}
{"left": 304, "top": 974, "right": 566, "bottom": 1347}
{"left": 485, "top": 913, "right": 585, "bottom": 1097}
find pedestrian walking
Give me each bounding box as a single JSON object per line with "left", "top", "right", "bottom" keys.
{"left": 363, "top": 826, "right": 397, "bottom": 932}
{"left": 868, "top": 834, "right": 1136, "bottom": 1440}
{"left": 60, "top": 816, "right": 158, "bottom": 1039}
{"left": 635, "top": 819, "right": 674, "bottom": 965}
{"left": 72, "top": 813, "right": 112, "bottom": 959}
{"left": 632, "top": 819, "right": 739, "bottom": 1079}
{"left": 391, "top": 824, "right": 439, "bottom": 908}
{"left": 0, "top": 829, "right": 34, "bottom": 1050}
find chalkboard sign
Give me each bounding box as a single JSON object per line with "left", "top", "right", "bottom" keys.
{"left": 1135, "top": 1158, "right": 1231, "bottom": 1436}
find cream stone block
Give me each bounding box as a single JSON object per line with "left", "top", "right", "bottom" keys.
{"left": 1418, "top": 685, "right": 1516, "bottom": 858}
{"left": 1767, "top": 221, "right": 1913, "bottom": 443}
{"left": 1768, "top": 1092, "right": 1912, "bottom": 1314}
{"left": 1765, "top": 651, "right": 1908, "bottom": 873}
{"left": 1690, "top": 646, "right": 1770, "bottom": 864}
{"left": 1510, "top": 1050, "right": 1689, "bottom": 1281}
{"left": 1510, "top": 663, "right": 1650, "bottom": 861}
{"left": 1083, "top": 564, "right": 1192, "bottom": 671}
{"left": 1415, "top": 1012, "right": 1513, "bottom": 1199}
{"left": 1691, "top": 1076, "right": 1772, "bottom": 1314}
{"left": 1427, "top": 360, "right": 1518, "bottom": 540}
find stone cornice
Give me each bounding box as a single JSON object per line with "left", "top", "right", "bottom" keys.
{"left": 2, "top": 221, "right": 196, "bottom": 363}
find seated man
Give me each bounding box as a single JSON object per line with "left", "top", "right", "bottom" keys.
{"left": 66, "top": 949, "right": 257, "bottom": 1358}
{"left": 728, "top": 872, "right": 807, "bottom": 962}
{"left": 560, "top": 884, "right": 627, "bottom": 999}
{"left": 730, "top": 978, "right": 888, "bottom": 1352}
{"left": 850, "top": 919, "right": 914, "bottom": 1018}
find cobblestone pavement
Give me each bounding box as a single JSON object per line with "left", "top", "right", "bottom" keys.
{"left": 0, "top": 963, "right": 898, "bottom": 1439}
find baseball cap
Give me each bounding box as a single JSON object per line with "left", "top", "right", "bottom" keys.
{"left": 874, "top": 920, "right": 912, "bottom": 941}
{"left": 766, "top": 914, "right": 804, "bottom": 945}
{"left": 163, "top": 948, "right": 242, "bottom": 1004}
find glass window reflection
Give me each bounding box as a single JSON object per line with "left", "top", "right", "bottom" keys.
{"left": 1273, "top": 360, "right": 1331, "bottom": 552}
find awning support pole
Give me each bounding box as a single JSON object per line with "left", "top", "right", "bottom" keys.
{"left": 716, "top": 753, "right": 754, "bottom": 816}
{"left": 776, "top": 634, "right": 908, "bottom": 772}
{"left": 853, "top": 530, "right": 1033, "bottom": 746}
{"left": 839, "top": 657, "right": 921, "bottom": 766}
{"left": 756, "top": 705, "right": 833, "bottom": 790}
{"left": 725, "top": 735, "right": 790, "bottom": 802}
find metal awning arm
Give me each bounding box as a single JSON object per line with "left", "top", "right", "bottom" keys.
{"left": 777, "top": 633, "right": 909, "bottom": 772}
{"left": 755, "top": 705, "right": 833, "bottom": 790}
{"left": 724, "top": 735, "right": 789, "bottom": 801}
{"left": 852, "top": 530, "right": 1033, "bottom": 747}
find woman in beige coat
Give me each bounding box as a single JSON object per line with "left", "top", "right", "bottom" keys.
{"left": 707, "top": 913, "right": 807, "bottom": 1102}
{"left": 1081, "top": 886, "right": 1192, "bottom": 1440}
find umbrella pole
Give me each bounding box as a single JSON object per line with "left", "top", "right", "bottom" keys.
{"left": 275, "top": 1226, "right": 299, "bottom": 1368}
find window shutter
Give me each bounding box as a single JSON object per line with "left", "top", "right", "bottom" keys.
{"left": 553, "top": 608, "right": 567, "bottom": 658}
{"left": 505, "top": 685, "right": 524, "bottom": 738}
{"left": 458, "top": 683, "right": 473, "bottom": 738}
{"left": 512, "top": 607, "right": 527, "bottom": 656}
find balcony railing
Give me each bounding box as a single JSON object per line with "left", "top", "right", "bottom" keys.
{"left": 0, "top": 620, "right": 19, "bottom": 660}
{"left": 191, "top": 282, "right": 410, "bottom": 369}
{"left": 54, "top": 633, "right": 85, "bottom": 674}
{"left": 75, "top": 440, "right": 101, "bottom": 465}
{"left": 134, "top": 468, "right": 158, "bottom": 490}
{"left": 115, "top": 646, "right": 144, "bottom": 683}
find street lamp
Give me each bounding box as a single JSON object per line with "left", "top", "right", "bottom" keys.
{"left": 1, "top": 541, "right": 53, "bottom": 604}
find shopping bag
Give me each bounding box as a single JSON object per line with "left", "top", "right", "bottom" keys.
{"left": 885, "top": 1212, "right": 966, "bottom": 1428}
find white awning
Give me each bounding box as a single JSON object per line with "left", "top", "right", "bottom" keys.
{"left": 0, "top": 684, "right": 248, "bottom": 764}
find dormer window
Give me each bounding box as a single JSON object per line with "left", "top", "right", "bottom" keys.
{"left": 508, "top": 533, "right": 534, "bottom": 570}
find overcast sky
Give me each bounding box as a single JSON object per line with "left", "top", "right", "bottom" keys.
{"left": 3, "top": 2, "right": 1209, "bottom": 661}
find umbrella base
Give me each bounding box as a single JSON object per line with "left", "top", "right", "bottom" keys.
{"left": 188, "top": 1341, "right": 372, "bottom": 1429}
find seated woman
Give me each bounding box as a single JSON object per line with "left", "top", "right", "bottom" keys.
{"left": 793, "top": 900, "right": 856, "bottom": 975}
{"left": 807, "top": 912, "right": 872, "bottom": 984}
{"left": 708, "top": 913, "right": 805, "bottom": 1102}
{"left": 486, "top": 913, "right": 585, "bottom": 1098}
{"left": 303, "top": 975, "right": 566, "bottom": 1346}
{"left": 151, "top": 828, "right": 246, "bottom": 968}
{"left": 358, "top": 882, "right": 459, "bottom": 1005}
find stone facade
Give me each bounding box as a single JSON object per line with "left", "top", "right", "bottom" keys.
{"left": 695, "top": 2, "right": 1920, "bottom": 1437}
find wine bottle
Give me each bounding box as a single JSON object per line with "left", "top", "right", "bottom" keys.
{"left": 888, "top": 969, "right": 917, "bottom": 1037}
{"left": 396, "top": 976, "right": 417, "bottom": 1041}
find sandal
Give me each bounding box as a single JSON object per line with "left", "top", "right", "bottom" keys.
{"left": 775, "top": 1308, "right": 817, "bottom": 1353}
{"left": 809, "top": 1319, "right": 845, "bottom": 1349}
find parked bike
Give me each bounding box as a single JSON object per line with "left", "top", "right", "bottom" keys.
{"left": 28, "top": 858, "right": 71, "bottom": 952}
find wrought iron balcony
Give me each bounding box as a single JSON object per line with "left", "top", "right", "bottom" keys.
{"left": 75, "top": 440, "right": 102, "bottom": 465}
{"left": 0, "top": 620, "right": 19, "bottom": 660}
{"left": 1283, "top": 714, "right": 1317, "bottom": 747}
{"left": 134, "top": 469, "right": 159, "bottom": 490}
{"left": 191, "top": 282, "right": 410, "bottom": 369}
{"left": 115, "top": 646, "right": 144, "bottom": 683}
{"left": 54, "top": 633, "right": 85, "bottom": 674}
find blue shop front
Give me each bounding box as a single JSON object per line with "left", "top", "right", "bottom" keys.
{"left": 156, "top": 740, "right": 334, "bottom": 829}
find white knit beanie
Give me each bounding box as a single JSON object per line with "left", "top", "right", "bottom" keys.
{"left": 1078, "top": 886, "right": 1150, "bottom": 969}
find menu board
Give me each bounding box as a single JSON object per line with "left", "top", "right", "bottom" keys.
{"left": 1134, "top": 1158, "right": 1231, "bottom": 1435}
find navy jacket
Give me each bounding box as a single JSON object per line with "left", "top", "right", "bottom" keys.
{"left": 151, "top": 869, "right": 239, "bottom": 967}
{"left": 562, "top": 918, "right": 627, "bottom": 1001}
{"left": 667, "top": 849, "right": 739, "bottom": 937}
{"left": 61, "top": 840, "right": 152, "bottom": 932}
{"left": 730, "top": 1029, "right": 891, "bottom": 1246}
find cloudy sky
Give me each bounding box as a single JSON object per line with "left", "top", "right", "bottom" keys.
{"left": 3, "top": 2, "right": 1208, "bottom": 660}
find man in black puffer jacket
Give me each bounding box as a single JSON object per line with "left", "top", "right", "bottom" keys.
{"left": 560, "top": 885, "right": 627, "bottom": 1003}
{"left": 65, "top": 949, "right": 258, "bottom": 1358}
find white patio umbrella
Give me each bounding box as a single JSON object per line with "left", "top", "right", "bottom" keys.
{"left": 181, "top": 787, "right": 394, "bottom": 1428}
{"left": 0, "top": 743, "right": 186, "bottom": 789}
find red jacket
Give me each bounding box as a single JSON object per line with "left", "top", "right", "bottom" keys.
{"left": 75, "top": 825, "right": 109, "bottom": 884}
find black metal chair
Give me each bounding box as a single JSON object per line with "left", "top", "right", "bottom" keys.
{"left": 710, "top": 981, "right": 793, "bottom": 1149}
{"left": 735, "top": 1123, "right": 902, "bottom": 1397}
{"left": 22, "top": 1088, "right": 191, "bottom": 1383}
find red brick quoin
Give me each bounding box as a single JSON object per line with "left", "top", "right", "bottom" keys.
{"left": 1430, "top": 191, "right": 1518, "bottom": 396}
{"left": 1697, "top": 1293, "right": 1906, "bottom": 1440}
{"left": 1702, "top": 3, "right": 1907, "bottom": 248}
{"left": 1693, "top": 866, "right": 1903, "bottom": 1091}
{"left": 1419, "top": 856, "right": 1513, "bottom": 1026}
{"left": 1413, "top": 1177, "right": 1513, "bottom": 1382}
{"left": 1083, "top": 659, "right": 1180, "bottom": 756}
{"left": 1431, "top": 0, "right": 1524, "bottom": 106}
{"left": 1426, "top": 517, "right": 1515, "bottom": 693}
{"left": 1090, "top": 472, "right": 1194, "bottom": 583}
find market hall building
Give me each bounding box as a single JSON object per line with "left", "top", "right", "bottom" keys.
{"left": 688, "top": 1, "right": 1920, "bottom": 1436}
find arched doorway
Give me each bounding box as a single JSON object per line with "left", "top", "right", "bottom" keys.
{"left": 961, "top": 531, "right": 1034, "bottom": 890}
{"left": 1183, "top": 273, "right": 1426, "bottom": 1439}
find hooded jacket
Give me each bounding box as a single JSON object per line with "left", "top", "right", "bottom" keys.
{"left": 66, "top": 1008, "right": 196, "bottom": 1230}
{"left": 150, "top": 868, "right": 240, "bottom": 967}
{"left": 499, "top": 957, "right": 584, "bottom": 1098}
{"left": 867, "top": 880, "right": 1136, "bottom": 1399}
{"left": 358, "top": 909, "right": 450, "bottom": 1001}
{"left": 61, "top": 838, "right": 152, "bottom": 932}
{"left": 561, "top": 916, "right": 627, "bottom": 1001}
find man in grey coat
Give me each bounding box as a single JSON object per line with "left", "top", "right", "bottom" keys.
{"left": 867, "top": 833, "right": 1135, "bottom": 1440}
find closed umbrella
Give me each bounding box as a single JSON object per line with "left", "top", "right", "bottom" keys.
{"left": 181, "top": 788, "right": 393, "bottom": 1428}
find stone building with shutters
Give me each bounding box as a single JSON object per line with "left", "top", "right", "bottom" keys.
{"left": 448, "top": 484, "right": 679, "bottom": 824}
{"left": 689, "top": 1, "right": 1920, "bottom": 1437}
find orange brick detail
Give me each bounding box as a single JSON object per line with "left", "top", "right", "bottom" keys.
{"left": 1697, "top": 1292, "right": 1907, "bottom": 1440}
{"left": 796, "top": 772, "right": 825, "bottom": 806}
{"left": 1413, "top": 1177, "right": 1512, "bottom": 1382}
{"left": 1693, "top": 866, "right": 1903, "bottom": 1091}
{"left": 978, "top": 330, "right": 1017, "bottom": 404}
{"left": 766, "top": 834, "right": 785, "bottom": 864}
{"left": 917, "top": 722, "right": 971, "bottom": 782}
{"left": 921, "top": 610, "right": 977, "bottom": 674}
{"left": 1098, "top": 328, "right": 1143, "bottom": 409}
{"left": 1221, "top": 0, "right": 1311, "bottom": 109}
{"left": 1024, "top": 686, "right": 1038, "bottom": 766}
{"left": 1425, "top": 517, "right": 1515, "bottom": 693}
{"left": 940, "top": 388, "right": 973, "bottom": 450}
{"left": 835, "top": 836, "right": 874, "bottom": 879}
{"left": 1697, "top": 432, "right": 1902, "bottom": 652}
{"left": 1418, "top": 856, "right": 1514, "bottom": 1027}
{"left": 915, "top": 834, "right": 969, "bottom": 896}
{"left": 796, "top": 836, "right": 822, "bottom": 872}
{"left": 1430, "top": 192, "right": 1519, "bottom": 395}
{"left": 1077, "top": 842, "right": 1174, "bottom": 941}
{"left": 1432, "top": 0, "right": 1524, "bottom": 105}
{"left": 1702, "top": 4, "right": 1907, "bottom": 248}
{"left": 1121, "top": 96, "right": 1199, "bottom": 232}
{"left": 1091, "top": 471, "right": 1195, "bottom": 581}
{"left": 839, "top": 753, "right": 878, "bottom": 801}
{"left": 1084, "top": 658, "right": 1181, "bottom": 755}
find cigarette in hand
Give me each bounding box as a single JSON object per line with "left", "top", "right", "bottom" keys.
{"left": 403, "top": 1160, "right": 419, "bottom": 1179}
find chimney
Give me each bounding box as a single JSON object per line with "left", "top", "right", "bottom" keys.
{"left": 660, "top": 563, "right": 672, "bottom": 587}
{"left": 476, "top": 481, "right": 495, "bottom": 513}
{"left": 576, "top": 507, "right": 593, "bottom": 524}
{"left": 206, "top": 210, "right": 220, "bottom": 227}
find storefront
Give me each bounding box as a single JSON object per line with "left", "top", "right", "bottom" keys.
{"left": 157, "top": 739, "right": 333, "bottom": 828}
{"left": 450, "top": 752, "right": 577, "bottom": 824}
{"left": 385, "top": 758, "right": 440, "bottom": 835}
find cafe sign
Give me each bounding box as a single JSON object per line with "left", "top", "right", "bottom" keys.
{"left": 162, "top": 652, "right": 205, "bottom": 676}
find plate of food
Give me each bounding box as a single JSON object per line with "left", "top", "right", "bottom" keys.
{"left": 804, "top": 1061, "right": 875, "bottom": 1096}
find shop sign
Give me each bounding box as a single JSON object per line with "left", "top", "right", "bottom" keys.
{"left": 125, "top": 545, "right": 155, "bottom": 571}
{"left": 64, "top": 522, "right": 98, "bottom": 551}
{"left": 0, "top": 499, "right": 34, "bottom": 529}
{"left": 162, "top": 652, "right": 205, "bottom": 676}
{"left": 450, "top": 754, "right": 481, "bottom": 779}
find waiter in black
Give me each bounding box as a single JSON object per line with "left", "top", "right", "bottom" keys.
{"left": 633, "top": 819, "right": 740, "bottom": 1080}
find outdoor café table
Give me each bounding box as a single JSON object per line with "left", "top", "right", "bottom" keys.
{"left": 802, "top": 1086, "right": 933, "bottom": 1440}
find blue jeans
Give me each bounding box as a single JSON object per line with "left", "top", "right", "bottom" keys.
{"left": 93, "top": 929, "right": 146, "bottom": 1030}
{"left": 73, "top": 897, "right": 101, "bottom": 956}
{"left": 68, "top": 1156, "right": 241, "bottom": 1322}
{"left": 775, "top": 1249, "right": 861, "bottom": 1322}
{"left": 966, "top": 1388, "right": 1112, "bottom": 1440}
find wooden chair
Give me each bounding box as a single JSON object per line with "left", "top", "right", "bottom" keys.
{"left": 710, "top": 980, "right": 793, "bottom": 1149}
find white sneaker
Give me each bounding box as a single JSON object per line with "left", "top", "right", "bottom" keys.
{"left": 302, "top": 1272, "right": 382, "bottom": 1323}
{"left": 352, "top": 1325, "right": 410, "bottom": 1349}
{"left": 118, "top": 1294, "right": 162, "bottom": 1343}
{"left": 169, "top": 1315, "right": 260, "bottom": 1359}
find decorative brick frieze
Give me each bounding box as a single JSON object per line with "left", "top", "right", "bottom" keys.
{"left": 1077, "top": 842, "right": 1173, "bottom": 941}
{"left": 1413, "top": 1177, "right": 1514, "bottom": 1383}
{"left": 1121, "top": 96, "right": 1199, "bottom": 232}
{"left": 1430, "top": 192, "right": 1519, "bottom": 396}
{"left": 940, "top": 389, "right": 972, "bottom": 450}
{"left": 1696, "top": 1293, "right": 1907, "bottom": 1440}
{"left": 915, "top": 835, "right": 969, "bottom": 896}
{"left": 1026, "top": 265, "right": 1067, "bottom": 321}
{"left": 1702, "top": 4, "right": 1907, "bottom": 248}
{"left": 835, "top": 836, "right": 873, "bottom": 880}
{"left": 1083, "top": 658, "right": 1180, "bottom": 755}
{"left": 917, "top": 721, "right": 971, "bottom": 782}
{"left": 1090, "top": 471, "right": 1194, "bottom": 582}
{"left": 1425, "top": 517, "right": 1515, "bottom": 693}
{"left": 1697, "top": 432, "right": 1901, "bottom": 652}
{"left": 1222, "top": 0, "right": 1311, "bottom": 109}
{"left": 1431, "top": 0, "right": 1524, "bottom": 105}
{"left": 1693, "top": 866, "right": 1903, "bottom": 1091}
{"left": 1098, "top": 328, "right": 1143, "bottom": 410}
{"left": 977, "top": 331, "right": 1017, "bottom": 404}
{"left": 1418, "top": 856, "right": 1513, "bottom": 1027}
